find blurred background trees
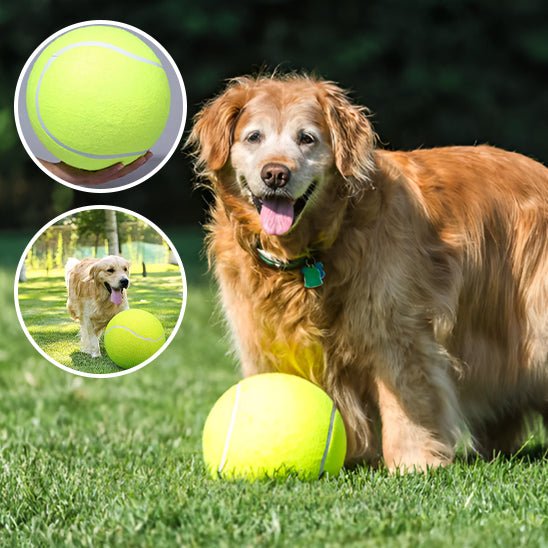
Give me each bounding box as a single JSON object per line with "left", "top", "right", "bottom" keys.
{"left": 1, "top": 0, "right": 547, "bottom": 231}
{"left": 27, "top": 211, "right": 169, "bottom": 271}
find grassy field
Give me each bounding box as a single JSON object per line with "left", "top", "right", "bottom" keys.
{"left": 0, "top": 229, "right": 547, "bottom": 546}
{"left": 17, "top": 264, "right": 184, "bottom": 375}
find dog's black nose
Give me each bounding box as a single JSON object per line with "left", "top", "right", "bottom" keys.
{"left": 119, "top": 278, "right": 129, "bottom": 289}
{"left": 261, "top": 163, "right": 291, "bottom": 188}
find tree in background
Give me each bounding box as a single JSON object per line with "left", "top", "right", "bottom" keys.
{"left": 45, "top": 247, "right": 53, "bottom": 275}
{"left": 24, "top": 210, "right": 170, "bottom": 273}
{"left": 2, "top": 1, "right": 546, "bottom": 231}
{"left": 54, "top": 232, "right": 63, "bottom": 269}
{"left": 104, "top": 210, "right": 120, "bottom": 255}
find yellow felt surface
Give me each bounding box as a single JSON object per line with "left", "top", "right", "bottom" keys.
{"left": 104, "top": 309, "right": 166, "bottom": 368}
{"left": 26, "top": 25, "right": 170, "bottom": 170}
{"left": 202, "top": 373, "right": 347, "bottom": 480}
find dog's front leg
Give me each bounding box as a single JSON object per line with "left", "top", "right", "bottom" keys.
{"left": 80, "top": 317, "right": 101, "bottom": 358}
{"left": 375, "top": 345, "right": 460, "bottom": 472}
{"left": 88, "top": 332, "right": 101, "bottom": 358}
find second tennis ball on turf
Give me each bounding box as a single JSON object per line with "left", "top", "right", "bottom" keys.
{"left": 104, "top": 309, "right": 166, "bottom": 368}
{"left": 26, "top": 24, "right": 171, "bottom": 170}
{"left": 202, "top": 373, "right": 347, "bottom": 480}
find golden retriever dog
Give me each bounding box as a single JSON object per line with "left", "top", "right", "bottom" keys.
{"left": 189, "top": 74, "right": 548, "bottom": 471}
{"left": 65, "top": 255, "right": 130, "bottom": 357}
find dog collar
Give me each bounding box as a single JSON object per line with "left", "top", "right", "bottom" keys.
{"left": 256, "top": 247, "right": 326, "bottom": 288}
{"left": 256, "top": 247, "right": 308, "bottom": 270}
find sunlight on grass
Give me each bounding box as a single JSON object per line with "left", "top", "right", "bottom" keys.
{"left": 1, "top": 230, "right": 547, "bottom": 546}
{"left": 17, "top": 266, "right": 185, "bottom": 374}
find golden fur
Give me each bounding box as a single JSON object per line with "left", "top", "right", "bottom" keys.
{"left": 189, "top": 74, "right": 548, "bottom": 470}
{"left": 65, "top": 255, "right": 130, "bottom": 357}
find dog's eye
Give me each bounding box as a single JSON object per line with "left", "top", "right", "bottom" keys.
{"left": 298, "top": 131, "right": 316, "bottom": 145}
{"left": 107, "top": 268, "right": 115, "bottom": 273}
{"left": 124, "top": 267, "right": 128, "bottom": 272}
{"left": 246, "top": 131, "right": 262, "bottom": 144}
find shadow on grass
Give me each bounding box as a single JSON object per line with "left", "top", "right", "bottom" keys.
{"left": 19, "top": 267, "right": 185, "bottom": 374}
{"left": 69, "top": 350, "right": 123, "bottom": 375}
{"left": 462, "top": 435, "right": 548, "bottom": 465}
{"left": 505, "top": 444, "right": 548, "bottom": 463}
{"left": 460, "top": 451, "right": 548, "bottom": 468}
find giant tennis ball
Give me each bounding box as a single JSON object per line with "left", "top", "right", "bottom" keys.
{"left": 26, "top": 25, "right": 170, "bottom": 170}
{"left": 203, "top": 373, "right": 347, "bottom": 480}
{"left": 104, "top": 309, "right": 166, "bottom": 368}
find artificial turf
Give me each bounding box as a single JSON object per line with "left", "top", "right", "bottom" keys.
{"left": 0, "top": 229, "right": 547, "bottom": 546}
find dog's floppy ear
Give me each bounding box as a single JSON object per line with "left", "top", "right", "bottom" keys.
{"left": 188, "top": 79, "right": 249, "bottom": 176}
{"left": 317, "top": 81, "right": 377, "bottom": 194}
{"left": 87, "top": 263, "right": 101, "bottom": 285}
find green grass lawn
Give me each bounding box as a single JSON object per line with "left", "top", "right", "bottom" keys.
{"left": 0, "top": 229, "right": 547, "bottom": 546}
{"left": 17, "top": 265, "right": 184, "bottom": 375}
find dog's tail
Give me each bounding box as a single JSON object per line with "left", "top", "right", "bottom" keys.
{"left": 64, "top": 257, "right": 80, "bottom": 288}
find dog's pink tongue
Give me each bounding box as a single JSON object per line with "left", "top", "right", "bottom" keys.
{"left": 110, "top": 289, "right": 123, "bottom": 306}
{"left": 260, "top": 198, "right": 294, "bottom": 235}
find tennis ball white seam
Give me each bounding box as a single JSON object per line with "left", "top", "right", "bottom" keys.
{"left": 35, "top": 41, "right": 165, "bottom": 160}
{"left": 217, "top": 382, "right": 242, "bottom": 476}
{"left": 318, "top": 402, "right": 337, "bottom": 478}
{"left": 104, "top": 324, "right": 164, "bottom": 343}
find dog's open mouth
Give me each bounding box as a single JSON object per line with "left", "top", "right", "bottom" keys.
{"left": 104, "top": 282, "right": 124, "bottom": 306}
{"left": 251, "top": 182, "right": 318, "bottom": 236}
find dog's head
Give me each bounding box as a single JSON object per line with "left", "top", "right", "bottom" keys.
{"left": 89, "top": 255, "right": 130, "bottom": 305}
{"left": 189, "top": 75, "right": 376, "bottom": 238}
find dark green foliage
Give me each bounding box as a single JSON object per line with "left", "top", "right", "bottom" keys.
{"left": 1, "top": 1, "right": 547, "bottom": 229}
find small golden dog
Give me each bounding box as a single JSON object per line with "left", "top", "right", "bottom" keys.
{"left": 189, "top": 74, "right": 548, "bottom": 471}
{"left": 65, "top": 255, "right": 130, "bottom": 357}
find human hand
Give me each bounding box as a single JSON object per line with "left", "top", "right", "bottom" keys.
{"left": 38, "top": 151, "right": 153, "bottom": 186}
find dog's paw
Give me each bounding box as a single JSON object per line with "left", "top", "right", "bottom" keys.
{"left": 384, "top": 448, "right": 452, "bottom": 474}
{"left": 386, "top": 458, "right": 449, "bottom": 474}
{"left": 81, "top": 347, "right": 101, "bottom": 358}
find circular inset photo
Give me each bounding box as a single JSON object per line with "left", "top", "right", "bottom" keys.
{"left": 14, "top": 20, "right": 186, "bottom": 192}
{"left": 14, "top": 206, "right": 187, "bottom": 378}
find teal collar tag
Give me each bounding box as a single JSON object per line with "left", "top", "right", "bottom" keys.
{"left": 256, "top": 247, "right": 326, "bottom": 288}
{"left": 301, "top": 261, "right": 326, "bottom": 288}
